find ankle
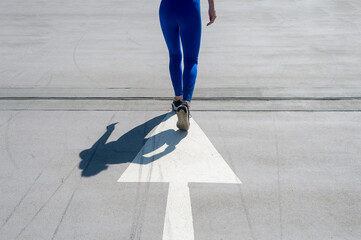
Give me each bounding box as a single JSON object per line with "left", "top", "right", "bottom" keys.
{"left": 184, "top": 100, "right": 190, "bottom": 108}
{"left": 174, "top": 95, "right": 183, "bottom": 101}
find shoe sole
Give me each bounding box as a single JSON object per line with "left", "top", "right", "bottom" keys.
{"left": 176, "top": 108, "right": 190, "bottom": 131}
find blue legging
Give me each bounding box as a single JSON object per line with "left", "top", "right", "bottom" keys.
{"left": 159, "top": 0, "right": 202, "bottom": 102}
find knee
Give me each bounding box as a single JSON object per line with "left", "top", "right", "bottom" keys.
{"left": 184, "top": 56, "right": 198, "bottom": 65}
{"left": 170, "top": 53, "right": 182, "bottom": 62}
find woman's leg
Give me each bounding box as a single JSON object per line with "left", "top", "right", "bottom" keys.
{"left": 179, "top": 0, "right": 202, "bottom": 104}
{"left": 159, "top": 2, "right": 183, "bottom": 98}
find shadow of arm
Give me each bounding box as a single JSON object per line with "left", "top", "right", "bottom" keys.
{"left": 79, "top": 122, "right": 118, "bottom": 169}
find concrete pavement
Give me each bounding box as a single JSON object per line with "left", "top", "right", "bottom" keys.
{"left": 1, "top": 0, "right": 361, "bottom": 239}
{"left": 1, "top": 111, "right": 360, "bottom": 240}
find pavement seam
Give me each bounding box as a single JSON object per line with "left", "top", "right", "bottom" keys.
{"left": 1, "top": 97, "right": 361, "bottom": 100}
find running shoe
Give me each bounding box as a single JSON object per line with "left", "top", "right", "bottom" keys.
{"left": 176, "top": 102, "right": 190, "bottom": 131}
{"left": 172, "top": 99, "right": 183, "bottom": 111}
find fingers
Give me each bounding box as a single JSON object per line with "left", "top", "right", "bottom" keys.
{"left": 207, "top": 16, "right": 216, "bottom": 26}
{"left": 207, "top": 10, "right": 217, "bottom": 26}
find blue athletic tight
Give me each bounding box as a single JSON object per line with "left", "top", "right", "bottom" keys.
{"left": 159, "top": 0, "right": 202, "bottom": 102}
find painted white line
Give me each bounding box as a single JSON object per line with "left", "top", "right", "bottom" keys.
{"left": 162, "top": 182, "right": 194, "bottom": 240}
{"left": 118, "top": 111, "right": 241, "bottom": 239}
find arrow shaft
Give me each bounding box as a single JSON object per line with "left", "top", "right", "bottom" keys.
{"left": 162, "top": 182, "right": 194, "bottom": 240}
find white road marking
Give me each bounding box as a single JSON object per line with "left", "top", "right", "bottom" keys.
{"left": 118, "top": 112, "right": 241, "bottom": 240}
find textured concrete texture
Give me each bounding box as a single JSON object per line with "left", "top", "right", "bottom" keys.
{"left": 0, "top": 111, "right": 170, "bottom": 240}
{"left": 191, "top": 111, "right": 361, "bottom": 240}
{"left": 1, "top": 0, "right": 361, "bottom": 90}
{"left": 1, "top": 111, "right": 361, "bottom": 240}
{"left": 1, "top": 0, "right": 361, "bottom": 239}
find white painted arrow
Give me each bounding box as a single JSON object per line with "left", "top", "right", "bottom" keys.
{"left": 118, "top": 112, "right": 241, "bottom": 240}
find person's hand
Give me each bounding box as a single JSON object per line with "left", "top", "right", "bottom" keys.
{"left": 207, "top": 8, "right": 217, "bottom": 26}
{"left": 106, "top": 122, "right": 118, "bottom": 131}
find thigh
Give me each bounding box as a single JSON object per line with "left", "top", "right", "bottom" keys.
{"left": 159, "top": 2, "right": 182, "bottom": 56}
{"left": 179, "top": 1, "right": 202, "bottom": 60}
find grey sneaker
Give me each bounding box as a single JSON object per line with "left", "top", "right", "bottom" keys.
{"left": 176, "top": 102, "right": 190, "bottom": 131}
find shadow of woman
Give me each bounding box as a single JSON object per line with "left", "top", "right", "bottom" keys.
{"left": 79, "top": 112, "right": 187, "bottom": 177}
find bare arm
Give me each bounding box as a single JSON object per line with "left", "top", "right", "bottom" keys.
{"left": 207, "top": 0, "right": 216, "bottom": 26}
